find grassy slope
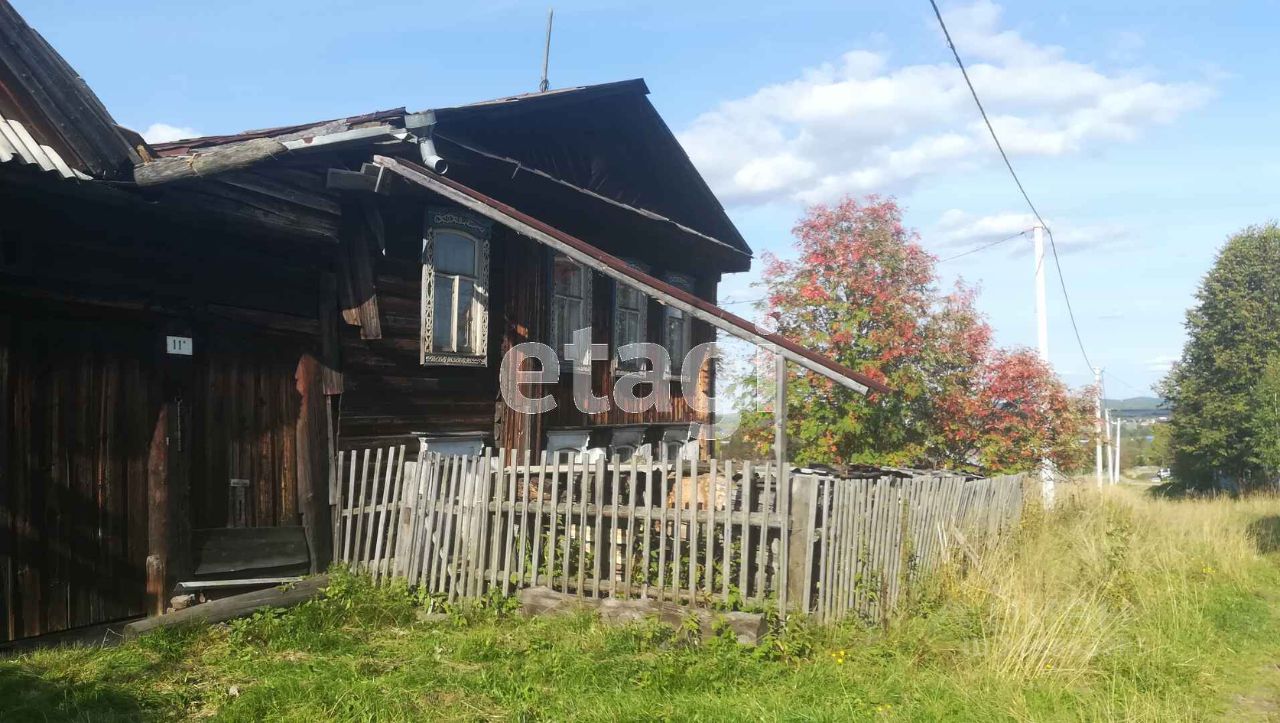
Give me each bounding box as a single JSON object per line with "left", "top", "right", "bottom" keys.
{"left": 4, "top": 487, "right": 1280, "bottom": 722}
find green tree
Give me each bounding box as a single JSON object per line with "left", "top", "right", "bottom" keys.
{"left": 1250, "top": 354, "right": 1280, "bottom": 479}
{"left": 1160, "top": 223, "right": 1280, "bottom": 489}
{"left": 1149, "top": 422, "right": 1172, "bottom": 467}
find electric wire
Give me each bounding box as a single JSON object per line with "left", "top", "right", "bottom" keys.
{"left": 937, "top": 230, "right": 1027, "bottom": 263}
{"left": 928, "top": 0, "right": 1095, "bottom": 372}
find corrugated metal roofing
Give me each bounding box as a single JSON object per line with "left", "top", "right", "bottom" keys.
{"left": 0, "top": 110, "right": 89, "bottom": 180}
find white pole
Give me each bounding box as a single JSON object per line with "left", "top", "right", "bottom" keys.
{"left": 1104, "top": 408, "right": 1113, "bottom": 484}
{"left": 1034, "top": 225, "right": 1049, "bottom": 362}
{"left": 1033, "top": 225, "right": 1053, "bottom": 508}
{"left": 1114, "top": 418, "right": 1123, "bottom": 484}
{"left": 1094, "top": 367, "right": 1104, "bottom": 488}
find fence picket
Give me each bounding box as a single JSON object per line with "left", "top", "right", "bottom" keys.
{"left": 530, "top": 450, "right": 549, "bottom": 588}
{"left": 705, "top": 458, "right": 717, "bottom": 598}
{"left": 516, "top": 449, "right": 533, "bottom": 589}
{"left": 499, "top": 450, "right": 516, "bottom": 595}
{"left": 331, "top": 444, "right": 1028, "bottom": 621}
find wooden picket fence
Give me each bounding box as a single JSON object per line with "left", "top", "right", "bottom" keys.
{"left": 331, "top": 444, "right": 1027, "bottom": 621}
{"left": 803, "top": 472, "right": 1026, "bottom": 622}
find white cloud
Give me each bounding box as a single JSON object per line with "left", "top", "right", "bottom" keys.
{"left": 142, "top": 123, "right": 200, "bottom": 144}
{"left": 1144, "top": 354, "right": 1179, "bottom": 374}
{"left": 678, "top": 1, "right": 1211, "bottom": 207}
{"left": 932, "top": 209, "right": 1132, "bottom": 256}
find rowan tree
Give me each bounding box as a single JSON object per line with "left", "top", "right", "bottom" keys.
{"left": 733, "top": 196, "right": 1092, "bottom": 474}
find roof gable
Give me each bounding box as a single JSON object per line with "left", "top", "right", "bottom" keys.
{"left": 433, "top": 80, "right": 751, "bottom": 257}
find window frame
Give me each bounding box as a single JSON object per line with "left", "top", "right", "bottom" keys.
{"left": 549, "top": 252, "right": 593, "bottom": 372}
{"left": 612, "top": 259, "right": 650, "bottom": 373}
{"left": 421, "top": 207, "right": 492, "bottom": 367}
{"left": 662, "top": 272, "right": 696, "bottom": 375}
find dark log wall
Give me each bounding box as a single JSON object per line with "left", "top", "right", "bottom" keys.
{"left": 336, "top": 198, "right": 497, "bottom": 451}
{"left": 0, "top": 177, "right": 335, "bottom": 642}
{"left": 0, "top": 310, "right": 156, "bottom": 641}
{"left": 337, "top": 197, "right": 717, "bottom": 457}
{"left": 189, "top": 325, "right": 306, "bottom": 531}
{"left": 493, "top": 228, "right": 718, "bottom": 452}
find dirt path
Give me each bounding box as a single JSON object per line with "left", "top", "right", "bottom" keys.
{"left": 1229, "top": 664, "right": 1280, "bottom": 721}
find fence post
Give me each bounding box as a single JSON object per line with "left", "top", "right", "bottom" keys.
{"left": 785, "top": 474, "right": 816, "bottom": 615}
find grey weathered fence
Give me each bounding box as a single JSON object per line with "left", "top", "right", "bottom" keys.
{"left": 331, "top": 445, "right": 1026, "bottom": 621}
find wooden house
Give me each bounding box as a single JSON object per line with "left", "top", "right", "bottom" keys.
{"left": 0, "top": 1, "right": 885, "bottom": 643}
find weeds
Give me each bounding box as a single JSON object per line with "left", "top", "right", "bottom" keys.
{"left": 3, "top": 486, "right": 1280, "bottom": 721}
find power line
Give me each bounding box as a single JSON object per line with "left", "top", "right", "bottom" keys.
{"left": 927, "top": 0, "right": 1094, "bottom": 372}
{"left": 1107, "top": 372, "right": 1151, "bottom": 396}
{"left": 937, "top": 230, "right": 1027, "bottom": 263}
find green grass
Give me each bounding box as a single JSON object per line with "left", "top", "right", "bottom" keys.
{"left": 5, "top": 487, "right": 1280, "bottom": 721}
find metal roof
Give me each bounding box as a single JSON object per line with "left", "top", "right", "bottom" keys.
{"left": 0, "top": 110, "right": 89, "bottom": 180}
{"left": 0, "top": 0, "right": 139, "bottom": 179}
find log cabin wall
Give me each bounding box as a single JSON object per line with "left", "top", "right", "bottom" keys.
{"left": 0, "top": 175, "right": 335, "bottom": 641}
{"left": 336, "top": 197, "right": 498, "bottom": 451}
{"left": 337, "top": 194, "right": 718, "bottom": 458}
{"left": 492, "top": 224, "right": 718, "bottom": 454}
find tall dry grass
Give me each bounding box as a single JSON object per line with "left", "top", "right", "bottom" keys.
{"left": 940, "top": 483, "right": 1280, "bottom": 710}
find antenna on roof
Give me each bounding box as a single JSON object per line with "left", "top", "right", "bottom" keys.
{"left": 539, "top": 8, "right": 554, "bottom": 92}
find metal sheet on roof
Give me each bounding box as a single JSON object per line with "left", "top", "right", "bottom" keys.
{"left": 0, "top": 111, "right": 88, "bottom": 179}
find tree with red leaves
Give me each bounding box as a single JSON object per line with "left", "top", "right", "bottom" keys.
{"left": 735, "top": 196, "right": 1091, "bottom": 474}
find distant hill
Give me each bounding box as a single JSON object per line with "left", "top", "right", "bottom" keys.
{"left": 1104, "top": 396, "right": 1166, "bottom": 412}
{"left": 1105, "top": 397, "right": 1169, "bottom": 420}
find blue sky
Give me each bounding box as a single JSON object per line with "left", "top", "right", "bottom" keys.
{"left": 19, "top": 0, "right": 1280, "bottom": 397}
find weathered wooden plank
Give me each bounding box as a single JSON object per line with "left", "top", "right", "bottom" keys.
{"left": 123, "top": 576, "right": 329, "bottom": 640}
{"left": 516, "top": 449, "right": 533, "bottom": 590}
{"left": 592, "top": 456, "right": 605, "bottom": 598}
{"left": 530, "top": 450, "right": 549, "bottom": 588}
{"left": 739, "top": 461, "right": 752, "bottom": 600}
{"left": 501, "top": 450, "right": 519, "bottom": 595}
{"left": 721, "top": 460, "right": 734, "bottom": 605}
{"left": 704, "top": 458, "right": 717, "bottom": 598}
{"left": 134, "top": 138, "right": 286, "bottom": 186}
{"left": 435, "top": 456, "right": 462, "bottom": 595}
{"left": 547, "top": 452, "right": 563, "bottom": 591}
{"left": 340, "top": 201, "right": 382, "bottom": 340}
{"left": 671, "top": 452, "right": 683, "bottom": 600}
{"left": 686, "top": 449, "right": 699, "bottom": 602}
{"left": 656, "top": 446, "right": 669, "bottom": 601}
{"left": 351, "top": 448, "right": 372, "bottom": 568}
{"left": 608, "top": 454, "right": 621, "bottom": 599}
{"left": 575, "top": 455, "right": 590, "bottom": 598}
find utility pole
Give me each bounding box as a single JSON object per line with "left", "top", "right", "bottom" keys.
{"left": 1104, "top": 407, "right": 1113, "bottom": 484}
{"left": 1034, "top": 225, "right": 1049, "bottom": 362}
{"left": 1113, "top": 418, "right": 1123, "bottom": 484}
{"left": 1033, "top": 224, "right": 1053, "bottom": 508}
{"left": 1094, "top": 367, "right": 1104, "bottom": 488}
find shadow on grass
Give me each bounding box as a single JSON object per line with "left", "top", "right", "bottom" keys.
{"left": 1146, "top": 481, "right": 1202, "bottom": 500}
{"left": 1248, "top": 517, "right": 1280, "bottom": 554}
{"left": 0, "top": 663, "right": 154, "bottom": 722}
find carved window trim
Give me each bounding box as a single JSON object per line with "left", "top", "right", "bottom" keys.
{"left": 421, "top": 207, "right": 492, "bottom": 367}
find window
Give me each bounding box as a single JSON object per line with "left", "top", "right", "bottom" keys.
{"left": 422, "top": 208, "right": 491, "bottom": 366}
{"left": 663, "top": 272, "right": 695, "bottom": 374}
{"left": 550, "top": 254, "right": 592, "bottom": 369}
{"left": 613, "top": 261, "right": 649, "bottom": 371}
